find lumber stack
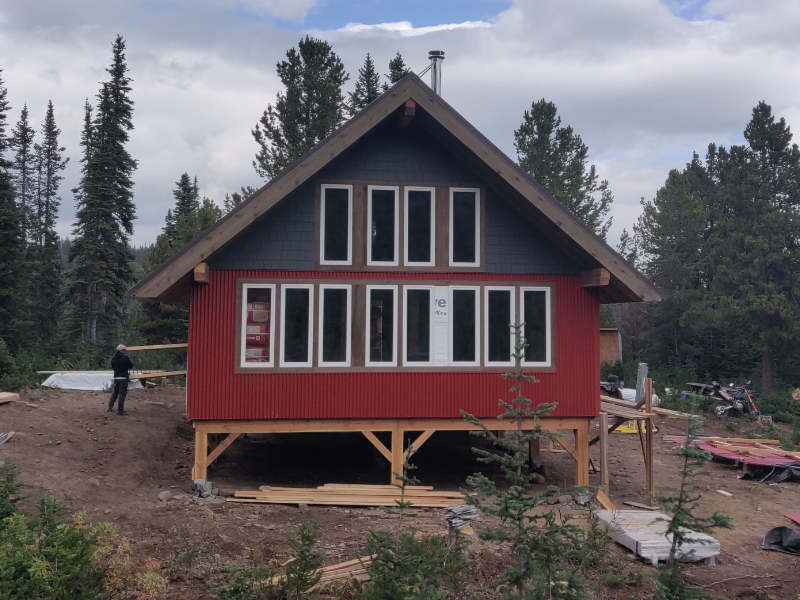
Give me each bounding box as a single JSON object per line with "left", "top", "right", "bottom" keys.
{"left": 228, "top": 483, "right": 467, "bottom": 508}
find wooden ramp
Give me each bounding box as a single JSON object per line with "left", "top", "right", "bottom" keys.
{"left": 228, "top": 483, "right": 467, "bottom": 508}
{"left": 597, "top": 510, "right": 720, "bottom": 565}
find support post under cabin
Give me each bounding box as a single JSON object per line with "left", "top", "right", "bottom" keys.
{"left": 390, "top": 425, "right": 404, "bottom": 486}
{"left": 193, "top": 425, "right": 208, "bottom": 481}
{"left": 600, "top": 412, "right": 609, "bottom": 493}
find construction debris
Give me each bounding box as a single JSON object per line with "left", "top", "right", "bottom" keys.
{"left": 444, "top": 504, "right": 479, "bottom": 528}
{"left": 0, "top": 432, "right": 15, "bottom": 446}
{"left": 597, "top": 510, "right": 720, "bottom": 565}
{"left": 229, "top": 483, "right": 467, "bottom": 508}
{"left": 0, "top": 392, "right": 20, "bottom": 405}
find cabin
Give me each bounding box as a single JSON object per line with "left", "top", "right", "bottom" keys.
{"left": 133, "top": 72, "right": 660, "bottom": 488}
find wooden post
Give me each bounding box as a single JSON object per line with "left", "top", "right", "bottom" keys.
{"left": 529, "top": 438, "right": 540, "bottom": 461}
{"left": 390, "top": 425, "right": 404, "bottom": 486}
{"left": 193, "top": 424, "right": 208, "bottom": 481}
{"left": 599, "top": 412, "right": 609, "bottom": 493}
{"left": 645, "top": 378, "right": 654, "bottom": 504}
{"left": 574, "top": 420, "right": 590, "bottom": 486}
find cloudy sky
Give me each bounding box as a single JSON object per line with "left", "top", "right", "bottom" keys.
{"left": 2, "top": 0, "right": 799, "bottom": 247}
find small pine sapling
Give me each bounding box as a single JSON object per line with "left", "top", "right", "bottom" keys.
{"left": 390, "top": 442, "right": 421, "bottom": 522}
{"left": 655, "top": 413, "right": 733, "bottom": 600}
{"left": 284, "top": 520, "right": 324, "bottom": 599}
{"left": 0, "top": 459, "right": 24, "bottom": 522}
{"left": 462, "top": 323, "right": 588, "bottom": 599}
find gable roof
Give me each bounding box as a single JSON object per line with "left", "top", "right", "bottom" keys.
{"left": 132, "top": 73, "right": 660, "bottom": 304}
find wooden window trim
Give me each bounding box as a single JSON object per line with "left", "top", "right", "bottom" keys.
{"left": 280, "top": 283, "right": 314, "bottom": 368}
{"left": 403, "top": 186, "right": 436, "bottom": 267}
{"left": 239, "top": 283, "right": 276, "bottom": 369}
{"left": 319, "top": 184, "right": 353, "bottom": 266}
{"left": 484, "top": 286, "right": 516, "bottom": 367}
{"left": 318, "top": 284, "right": 352, "bottom": 367}
{"left": 520, "top": 285, "right": 553, "bottom": 368}
{"left": 366, "top": 185, "right": 400, "bottom": 267}
{"left": 365, "top": 285, "right": 398, "bottom": 367}
{"left": 449, "top": 187, "right": 481, "bottom": 268}
{"left": 449, "top": 286, "right": 480, "bottom": 367}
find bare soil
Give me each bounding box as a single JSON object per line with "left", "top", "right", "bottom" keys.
{"left": 1, "top": 385, "right": 798, "bottom": 599}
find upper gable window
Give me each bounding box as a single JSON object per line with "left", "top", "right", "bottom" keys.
{"left": 450, "top": 188, "right": 480, "bottom": 267}
{"left": 404, "top": 187, "right": 435, "bottom": 266}
{"left": 368, "top": 185, "right": 399, "bottom": 266}
{"left": 320, "top": 184, "right": 352, "bottom": 265}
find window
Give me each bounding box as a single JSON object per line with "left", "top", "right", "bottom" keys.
{"left": 404, "top": 187, "right": 435, "bottom": 266}
{"left": 318, "top": 285, "right": 351, "bottom": 366}
{"left": 367, "top": 185, "right": 399, "bottom": 265}
{"left": 484, "top": 286, "right": 515, "bottom": 366}
{"left": 366, "top": 285, "right": 398, "bottom": 366}
{"left": 449, "top": 188, "right": 480, "bottom": 267}
{"left": 320, "top": 184, "right": 352, "bottom": 265}
{"left": 240, "top": 284, "right": 275, "bottom": 368}
{"left": 280, "top": 284, "right": 313, "bottom": 367}
{"left": 403, "top": 287, "right": 432, "bottom": 364}
{"left": 450, "top": 287, "right": 479, "bottom": 365}
{"left": 521, "top": 287, "right": 551, "bottom": 367}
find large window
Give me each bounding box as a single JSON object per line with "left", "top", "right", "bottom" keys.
{"left": 318, "top": 285, "right": 351, "bottom": 367}
{"left": 320, "top": 184, "right": 352, "bottom": 265}
{"left": 404, "top": 187, "right": 435, "bottom": 266}
{"left": 449, "top": 188, "right": 480, "bottom": 267}
{"left": 484, "top": 286, "right": 514, "bottom": 366}
{"left": 521, "top": 287, "right": 551, "bottom": 367}
{"left": 367, "top": 185, "right": 399, "bottom": 266}
{"left": 366, "top": 285, "right": 397, "bottom": 366}
{"left": 450, "top": 287, "right": 479, "bottom": 366}
{"left": 404, "top": 287, "right": 431, "bottom": 364}
{"left": 241, "top": 284, "right": 275, "bottom": 368}
{"left": 280, "top": 284, "right": 313, "bottom": 367}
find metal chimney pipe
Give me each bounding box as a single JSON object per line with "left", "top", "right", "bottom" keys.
{"left": 428, "top": 50, "right": 445, "bottom": 95}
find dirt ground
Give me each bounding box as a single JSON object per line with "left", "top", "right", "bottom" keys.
{"left": 1, "top": 384, "right": 798, "bottom": 599}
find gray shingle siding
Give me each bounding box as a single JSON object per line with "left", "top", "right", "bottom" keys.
{"left": 208, "top": 130, "right": 578, "bottom": 274}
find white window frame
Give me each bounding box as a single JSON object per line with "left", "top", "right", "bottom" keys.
{"left": 317, "top": 284, "right": 352, "bottom": 367}
{"left": 403, "top": 186, "right": 436, "bottom": 267}
{"left": 449, "top": 187, "right": 481, "bottom": 267}
{"left": 367, "top": 185, "right": 400, "bottom": 266}
{"left": 520, "top": 286, "right": 552, "bottom": 368}
{"left": 365, "top": 285, "right": 398, "bottom": 367}
{"left": 449, "top": 286, "right": 480, "bottom": 367}
{"left": 279, "top": 284, "right": 314, "bottom": 368}
{"left": 402, "top": 285, "right": 434, "bottom": 366}
{"left": 484, "top": 286, "right": 516, "bottom": 367}
{"left": 319, "top": 184, "right": 353, "bottom": 266}
{"left": 240, "top": 283, "right": 276, "bottom": 368}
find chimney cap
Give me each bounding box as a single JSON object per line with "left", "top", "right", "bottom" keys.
{"left": 428, "top": 50, "right": 445, "bottom": 59}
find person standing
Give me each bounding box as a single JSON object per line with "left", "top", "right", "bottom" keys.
{"left": 109, "top": 344, "right": 134, "bottom": 415}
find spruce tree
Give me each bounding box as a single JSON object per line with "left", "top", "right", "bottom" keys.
{"left": 382, "top": 52, "right": 408, "bottom": 90}
{"left": 10, "top": 104, "right": 36, "bottom": 240}
{"left": 67, "top": 36, "right": 137, "bottom": 350}
{"left": 171, "top": 173, "right": 200, "bottom": 246}
{"left": 223, "top": 185, "right": 256, "bottom": 214}
{"left": 252, "top": 36, "right": 348, "bottom": 180}
{"left": 514, "top": 99, "right": 613, "bottom": 238}
{"left": 0, "top": 70, "right": 24, "bottom": 350}
{"left": 349, "top": 53, "right": 380, "bottom": 116}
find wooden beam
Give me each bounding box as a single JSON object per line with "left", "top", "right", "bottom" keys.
{"left": 579, "top": 268, "right": 611, "bottom": 287}
{"left": 129, "top": 370, "right": 187, "bottom": 380}
{"left": 193, "top": 427, "right": 208, "bottom": 480}
{"left": 406, "top": 430, "right": 435, "bottom": 458}
{"left": 553, "top": 435, "right": 577, "bottom": 461}
{"left": 645, "top": 378, "right": 654, "bottom": 504}
{"left": 574, "top": 420, "right": 590, "bottom": 486}
{"left": 599, "top": 412, "right": 609, "bottom": 493}
{"left": 193, "top": 262, "right": 209, "bottom": 283}
{"left": 361, "top": 431, "right": 392, "bottom": 463}
{"left": 390, "top": 425, "right": 403, "bottom": 486}
{"left": 398, "top": 98, "right": 416, "bottom": 127}
{"left": 126, "top": 343, "right": 188, "bottom": 351}
{"left": 206, "top": 433, "right": 241, "bottom": 467}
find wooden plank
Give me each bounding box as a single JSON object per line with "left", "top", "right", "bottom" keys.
{"left": 623, "top": 501, "right": 659, "bottom": 510}
{"left": 553, "top": 435, "right": 577, "bottom": 460}
{"left": 391, "top": 425, "right": 404, "bottom": 486}
{"left": 596, "top": 489, "right": 615, "bottom": 510}
{"left": 193, "top": 262, "right": 209, "bottom": 283}
{"left": 227, "top": 497, "right": 459, "bottom": 508}
{"left": 663, "top": 435, "right": 782, "bottom": 445}
{"left": 0, "top": 392, "right": 20, "bottom": 404}
{"left": 575, "top": 420, "right": 590, "bottom": 486}
{"left": 578, "top": 268, "right": 611, "bottom": 287}
{"left": 129, "top": 370, "right": 187, "bottom": 380}
{"left": 653, "top": 407, "right": 692, "bottom": 419}
{"left": 599, "top": 412, "right": 609, "bottom": 493}
{"left": 319, "top": 484, "right": 434, "bottom": 491}
{"left": 206, "top": 433, "right": 241, "bottom": 467}
{"left": 361, "top": 431, "right": 392, "bottom": 463}
{"left": 406, "top": 430, "right": 435, "bottom": 458}
{"left": 645, "top": 378, "right": 654, "bottom": 504}
{"left": 238, "top": 488, "right": 464, "bottom": 498}
{"left": 126, "top": 343, "right": 188, "bottom": 351}
{"left": 193, "top": 428, "right": 208, "bottom": 480}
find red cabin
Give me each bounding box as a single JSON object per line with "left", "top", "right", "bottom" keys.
{"left": 133, "top": 73, "right": 660, "bottom": 486}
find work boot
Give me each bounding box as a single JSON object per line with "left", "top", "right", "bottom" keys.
{"left": 117, "top": 410, "right": 128, "bottom": 416}
{"left": 107, "top": 404, "right": 114, "bottom": 412}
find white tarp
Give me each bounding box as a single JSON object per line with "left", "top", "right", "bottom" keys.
{"left": 41, "top": 372, "right": 143, "bottom": 392}
{"left": 620, "top": 387, "right": 660, "bottom": 407}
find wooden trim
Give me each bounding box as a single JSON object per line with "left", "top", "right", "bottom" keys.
{"left": 133, "top": 74, "right": 659, "bottom": 304}
{"left": 399, "top": 98, "right": 415, "bottom": 127}
{"left": 193, "top": 262, "right": 209, "bottom": 283}
{"left": 579, "top": 268, "right": 610, "bottom": 287}
{"left": 361, "top": 431, "right": 392, "bottom": 462}
{"left": 206, "top": 432, "right": 241, "bottom": 467}
{"left": 126, "top": 343, "right": 188, "bottom": 351}
{"left": 406, "top": 430, "right": 435, "bottom": 458}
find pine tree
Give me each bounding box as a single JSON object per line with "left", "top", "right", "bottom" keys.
{"left": 0, "top": 70, "right": 24, "bottom": 350}
{"left": 171, "top": 173, "right": 200, "bottom": 246}
{"left": 223, "top": 185, "right": 256, "bottom": 214}
{"left": 349, "top": 53, "right": 380, "bottom": 116}
{"left": 252, "top": 36, "right": 348, "bottom": 180}
{"left": 10, "top": 104, "right": 36, "bottom": 241}
{"left": 382, "top": 52, "right": 407, "bottom": 90}
{"left": 514, "top": 99, "right": 613, "bottom": 238}
{"left": 67, "top": 36, "right": 137, "bottom": 350}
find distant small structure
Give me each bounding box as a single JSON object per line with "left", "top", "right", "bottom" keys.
{"left": 599, "top": 327, "right": 622, "bottom": 367}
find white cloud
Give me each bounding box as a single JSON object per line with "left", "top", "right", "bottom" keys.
{"left": 203, "top": 0, "right": 318, "bottom": 21}
{"left": 337, "top": 20, "right": 491, "bottom": 37}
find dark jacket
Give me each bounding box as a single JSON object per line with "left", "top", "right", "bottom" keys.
{"left": 111, "top": 351, "right": 134, "bottom": 379}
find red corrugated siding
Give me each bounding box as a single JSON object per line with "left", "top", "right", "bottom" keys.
{"left": 187, "top": 271, "right": 599, "bottom": 420}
